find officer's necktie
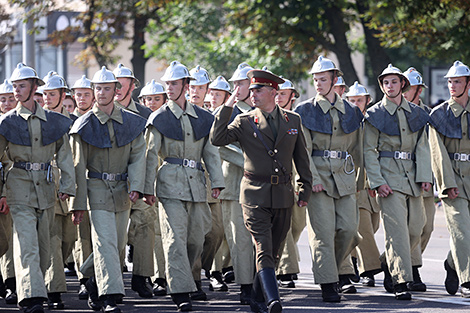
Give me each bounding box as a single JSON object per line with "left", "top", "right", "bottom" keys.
{"left": 267, "top": 114, "right": 277, "bottom": 140}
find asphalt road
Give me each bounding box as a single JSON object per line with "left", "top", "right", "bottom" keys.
{"left": 1, "top": 202, "right": 470, "bottom": 312}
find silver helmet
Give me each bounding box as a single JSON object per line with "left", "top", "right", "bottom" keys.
{"left": 71, "top": 75, "right": 92, "bottom": 90}
{"left": 42, "top": 71, "right": 69, "bottom": 91}
{"left": 209, "top": 76, "right": 231, "bottom": 93}
{"left": 229, "top": 62, "right": 254, "bottom": 82}
{"left": 444, "top": 61, "right": 470, "bottom": 78}
{"left": 309, "top": 56, "right": 343, "bottom": 77}
{"left": 377, "top": 64, "right": 410, "bottom": 91}
{"left": 9, "top": 63, "right": 45, "bottom": 86}
{"left": 0, "top": 80, "right": 14, "bottom": 95}
{"left": 91, "top": 66, "right": 122, "bottom": 88}
{"left": 403, "top": 67, "right": 428, "bottom": 88}
{"left": 140, "top": 79, "right": 166, "bottom": 98}
{"left": 161, "top": 61, "right": 195, "bottom": 82}
{"left": 113, "top": 63, "right": 140, "bottom": 87}
{"left": 189, "top": 65, "right": 211, "bottom": 86}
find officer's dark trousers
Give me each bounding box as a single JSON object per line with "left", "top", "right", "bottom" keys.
{"left": 242, "top": 205, "right": 292, "bottom": 270}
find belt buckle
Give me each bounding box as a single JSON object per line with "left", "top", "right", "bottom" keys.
{"left": 323, "top": 150, "right": 330, "bottom": 158}
{"left": 394, "top": 151, "right": 406, "bottom": 160}
{"left": 102, "top": 173, "right": 116, "bottom": 181}
{"left": 454, "top": 153, "right": 460, "bottom": 161}
{"left": 461, "top": 154, "right": 468, "bottom": 162}
{"left": 330, "top": 151, "right": 338, "bottom": 159}
{"left": 271, "top": 175, "right": 279, "bottom": 185}
{"left": 183, "top": 159, "right": 196, "bottom": 168}
{"left": 406, "top": 152, "right": 412, "bottom": 160}
{"left": 29, "top": 163, "right": 41, "bottom": 171}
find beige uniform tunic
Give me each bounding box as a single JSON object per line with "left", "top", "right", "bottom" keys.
{"left": 70, "top": 104, "right": 146, "bottom": 296}
{"left": 429, "top": 98, "right": 470, "bottom": 284}
{"left": 0, "top": 103, "right": 75, "bottom": 304}
{"left": 299, "top": 95, "right": 364, "bottom": 285}
{"left": 144, "top": 101, "right": 225, "bottom": 294}
{"left": 364, "top": 96, "right": 432, "bottom": 285}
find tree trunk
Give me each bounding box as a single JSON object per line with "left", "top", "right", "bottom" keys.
{"left": 130, "top": 10, "right": 149, "bottom": 98}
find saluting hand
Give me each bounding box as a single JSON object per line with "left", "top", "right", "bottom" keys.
{"left": 72, "top": 210, "right": 85, "bottom": 225}
{"left": 0, "top": 197, "right": 9, "bottom": 215}
{"left": 144, "top": 195, "right": 156, "bottom": 206}
{"left": 224, "top": 87, "right": 239, "bottom": 108}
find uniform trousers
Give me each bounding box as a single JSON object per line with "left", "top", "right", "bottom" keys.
{"left": 72, "top": 210, "right": 92, "bottom": 281}
{"left": 211, "top": 237, "right": 231, "bottom": 272}
{"left": 152, "top": 202, "right": 165, "bottom": 282}
{"left": 411, "top": 195, "right": 435, "bottom": 266}
{"left": 442, "top": 197, "right": 470, "bottom": 284}
{"left": 356, "top": 207, "right": 381, "bottom": 274}
{"left": 192, "top": 201, "right": 224, "bottom": 280}
{"left": 276, "top": 203, "right": 306, "bottom": 276}
{"left": 221, "top": 200, "right": 255, "bottom": 284}
{"left": 82, "top": 209, "right": 130, "bottom": 297}
{"left": 242, "top": 205, "right": 291, "bottom": 270}
{"left": 128, "top": 199, "right": 157, "bottom": 277}
{"left": 45, "top": 213, "right": 76, "bottom": 293}
{"left": 378, "top": 191, "right": 425, "bottom": 284}
{"left": 159, "top": 198, "right": 211, "bottom": 294}
{"left": 307, "top": 192, "right": 359, "bottom": 284}
{"left": 10, "top": 205, "right": 54, "bottom": 304}
{"left": 0, "top": 213, "right": 14, "bottom": 279}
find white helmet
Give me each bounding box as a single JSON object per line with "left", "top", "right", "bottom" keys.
{"left": 403, "top": 67, "right": 428, "bottom": 88}
{"left": 444, "top": 61, "right": 470, "bottom": 78}
{"left": 189, "top": 65, "right": 211, "bottom": 86}
{"left": 72, "top": 75, "right": 92, "bottom": 90}
{"left": 334, "top": 76, "right": 349, "bottom": 92}
{"left": 42, "top": 71, "right": 69, "bottom": 91}
{"left": 113, "top": 63, "right": 140, "bottom": 87}
{"left": 309, "top": 56, "right": 343, "bottom": 77}
{"left": 279, "top": 78, "right": 300, "bottom": 98}
{"left": 345, "top": 81, "right": 370, "bottom": 97}
{"left": 91, "top": 66, "right": 122, "bottom": 88}
{"left": 209, "top": 76, "right": 231, "bottom": 93}
{"left": 0, "top": 80, "right": 14, "bottom": 95}
{"left": 140, "top": 79, "right": 166, "bottom": 98}
{"left": 35, "top": 86, "right": 44, "bottom": 95}
{"left": 161, "top": 61, "right": 195, "bottom": 82}
{"left": 229, "top": 62, "right": 254, "bottom": 81}
{"left": 377, "top": 63, "right": 410, "bottom": 91}
{"left": 10, "top": 63, "right": 45, "bottom": 86}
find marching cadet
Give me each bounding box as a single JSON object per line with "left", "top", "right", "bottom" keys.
{"left": 216, "top": 62, "right": 256, "bottom": 305}
{"left": 345, "top": 82, "right": 382, "bottom": 287}
{"left": 428, "top": 61, "right": 470, "bottom": 298}
{"left": 143, "top": 61, "right": 225, "bottom": 311}
{"left": 274, "top": 79, "right": 305, "bottom": 289}
{"left": 41, "top": 71, "right": 77, "bottom": 309}
{"left": 211, "top": 68, "right": 312, "bottom": 313}
{"left": 69, "top": 75, "right": 95, "bottom": 301}
{"left": 0, "top": 79, "right": 17, "bottom": 306}
{"left": 34, "top": 87, "right": 45, "bottom": 107}
{"left": 63, "top": 93, "right": 77, "bottom": 113}
{"left": 294, "top": 56, "right": 364, "bottom": 302}
{"left": 0, "top": 80, "right": 16, "bottom": 114}
{"left": 188, "top": 65, "right": 227, "bottom": 298}
{"left": 334, "top": 76, "right": 349, "bottom": 98}
{"left": 403, "top": 67, "right": 434, "bottom": 292}
{"left": 137, "top": 80, "right": 168, "bottom": 296}
{"left": 364, "top": 64, "right": 431, "bottom": 300}
{"left": 208, "top": 76, "right": 231, "bottom": 111}
{"left": 0, "top": 63, "right": 75, "bottom": 313}
{"left": 112, "top": 64, "right": 155, "bottom": 298}
{"left": 70, "top": 66, "right": 147, "bottom": 313}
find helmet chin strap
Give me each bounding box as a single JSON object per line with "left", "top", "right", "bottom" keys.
{"left": 24, "top": 80, "right": 37, "bottom": 103}
{"left": 174, "top": 83, "right": 186, "bottom": 102}
{"left": 410, "top": 88, "right": 420, "bottom": 103}
{"left": 279, "top": 91, "right": 294, "bottom": 109}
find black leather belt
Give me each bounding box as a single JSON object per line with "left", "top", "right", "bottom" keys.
{"left": 244, "top": 171, "right": 291, "bottom": 185}
{"left": 13, "top": 162, "right": 50, "bottom": 171}
{"left": 88, "top": 171, "right": 128, "bottom": 181}
{"left": 164, "top": 157, "right": 205, "bottom": 171}
{"left": 449, "top": 152, "right": 470, "bottom": 162}
{"left": 312, "top": 150, "right": 349, "bottom": 159}
{"left": 379, "top": 151, "right": 415, "bottom": 160}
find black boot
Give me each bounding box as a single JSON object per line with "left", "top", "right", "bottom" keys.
{"left": 4, "top": 277, "right": 17, "bottom": 304}
{"left": 461, "top": 282, "right": 470, "bottom": 298}
{"left": 338, "top": 275, "right": 357, "bottom": 294}
{"left": 361, "top": 271, "right": 376, "bottom": 287}
{"left": 85, "top": 277, "right": 102, "bottom": 311}
{"left": 240, "top": 283, "right": 253, "bottom": 305}
{"left": 351, "top": 257, "right": 360, "bottom": 283}
{"left": 0, "top": 274, "right": 6, "bottom": 298}
{"left": 222, "top": 266, "right": 235, "bottom": 284}
{"left": 101, "top": 294, "right": 121, "bottom": 313}
{"left": 47, "top": 292, "right": 64, "bottom": 309}
{"left": 153, "top": 278, "right": 167, "bottom": 296}
{"left": 79, "top": 278, "right": 89, "bottom": 300}
{"left": 394, "top": 282, "right": 412, "bottom": 300}
{"left": 381, "top": 262, "right": 394, "bottom": 293}
{"left": 209, "top": 271, "right": 228, "bottom": 291}
{"left": 258, "top": 268, "right": 282, "bottom": 313}
{"left": 190, "top": 280, "right": 207, "bottom": 301}
{"left": 444, "top": 259, "right": 459, "bottom": 295}
{"left": 131, "top": 274, "right": 153, "bottom": 298}
{"left": 250, "top": 273, "right": 267, "bottom": 313}
{"left": 277, "top": 274, "right": 295, "bottom": 288}
{"left": 171, "top": 293, "right": 192, "bottom": 311}
{"left": 64, "top": 262, "right": 77, "bottom": 276}
{"left": 408, "top": 266, "right": 426, "bottom": 292}
{"left": 320, "top": 283, "right": 340, "bottom": 302}
{"left": 21, "top": 297, "right": 45, "bottom": 313}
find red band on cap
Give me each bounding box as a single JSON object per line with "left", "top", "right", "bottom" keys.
{"left": 250, "top": 77, "right": 278, "bottom": 89}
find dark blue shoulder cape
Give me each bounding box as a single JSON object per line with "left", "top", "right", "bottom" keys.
{"left": 0, "top": 109, "right": 72, "bottom": 146}
{"left": 429, "top": 101, "right": 468, "bottom": 139}
{"left": 147, "top": 103, "right": 214, "bottom": 141}
{"left": 293, "top": 98, "right": 363, "bottom": 134}
{"left": 70, "top": 108, "right": 146, "bottom": 148}
{"left": 365, "top": 101, "right": 429, "bottom": 135}
{"left": 135, "top": 102, "right": 152, "bottom": 119}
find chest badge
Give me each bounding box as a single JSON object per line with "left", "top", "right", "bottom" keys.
{"left": 287, "top": 128, "right": 298, "bottom": 135}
